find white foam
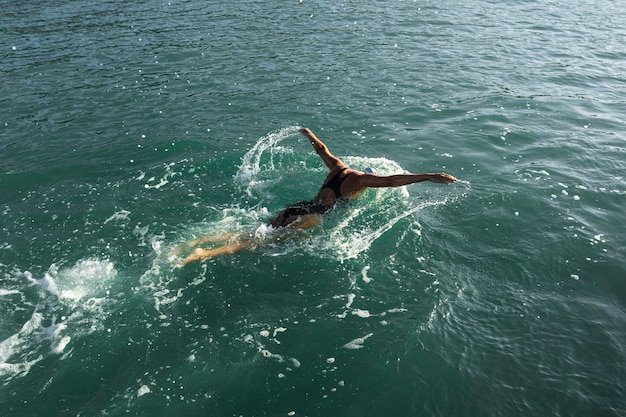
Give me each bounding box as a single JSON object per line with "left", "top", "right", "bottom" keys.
{"left": 361, "top": 265, "right": 373, "bottom": 283}
{"left": 239, "top": 325, "right": 300, "bottom": 370}
{"left": 133, "top": 224, "right": 150, "bottom": 247}
{"left": 342, "top": 333, "right": 374, "bottom": 349}
{"left": 32, "top": 272, "right": 60, "bottom": 297}
{"left": 260, "top": 349, "right": 285, "bottom": 362}
{"left": 345, "top": 293, "right": 356, "bottom": 309}
{"left": 254, "top": 222, "right": 274, "bottom": 240}
{"left": 1, "top": 259, "right": 117, "bottom": 382}
{"left": 54, "top": 259, "right": 116, "bottom": 303}
{"left": 528, "top": 169, "right": 550, "bottom": 176}
{"left": 51, "top": 335, "right": 71, "bottom": 354}
{"left": 143, "top": 161, "right": 183, "bottom": 190}
{"left": 0, "top": 310, "right": 61, "bottom": 382}
{"left": 0, "top": 355, "right": 42, "bottom": 380}
{"left": 104, "top": 209, "right": 131, "bottom": 224}
{"left": 137, "top": 385, "right": 151, "bottom": 397}
{"left": 273, "top": 327, "right": 287, "bottom": 337}
{"left": 0, "top": 312, "right": 43, "bottom": 363}
{"left": 352, "top": 309, "right": 371, "bottom": 318}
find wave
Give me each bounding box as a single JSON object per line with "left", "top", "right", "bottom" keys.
{"left": 0, "top": 259, "right": 116, "bottom": 385}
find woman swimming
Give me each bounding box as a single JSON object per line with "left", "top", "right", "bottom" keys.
{"left": 180, "top": 127, "right": 457, "bottom": 264}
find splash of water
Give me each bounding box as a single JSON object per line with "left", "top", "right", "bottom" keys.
{"left": 235, "top": 126, "right": 301, "bottom": 197}
{"left": 0, "top": 259, "right": 117, "bottom": 384}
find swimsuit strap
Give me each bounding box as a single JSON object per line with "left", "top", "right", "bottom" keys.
{"left": 321, "top": 167, "right": 351, "bottom": 199}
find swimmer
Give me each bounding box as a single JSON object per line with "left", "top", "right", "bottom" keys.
{"left": 181, "top": 127, "right": 457, "bottom": 264}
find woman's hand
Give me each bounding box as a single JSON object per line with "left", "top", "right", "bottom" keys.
{"left": 428, "top": 173, "right": 457, "bottom": 184}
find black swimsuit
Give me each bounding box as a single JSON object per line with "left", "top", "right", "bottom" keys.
{"left": 274, "top": 168, "right": 353, "bottom": 225}
{"left": 280, "top": 200, "right": 331, "bottom": 218}
{"left": 320, "top": 167, "right": 352, "bottom": 199}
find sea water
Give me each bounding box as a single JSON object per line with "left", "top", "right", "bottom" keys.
{"left": 1, "top": 1, "right": 625, "bottom": 416}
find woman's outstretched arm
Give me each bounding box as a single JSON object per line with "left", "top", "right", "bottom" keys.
{"left": 299, "top": 127, "right": 346, "bottom": 171}
{"left": 347, "top": 172, "right": 457, "bottom": 195}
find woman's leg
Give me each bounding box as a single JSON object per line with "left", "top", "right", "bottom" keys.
{"left": 289, "top": 214, "right": 322, "bottom": 230}
{"left": 179, "top": 214, "right": 321, "bottom": 264}
{"left": 183, "top": 240, "right": 252, "bottom": 264}
{"left": 172, "top": 232, "right": 239, "bottom": 256}
{"left": 189, "top": 232, "right": 238, "bottom": 246}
